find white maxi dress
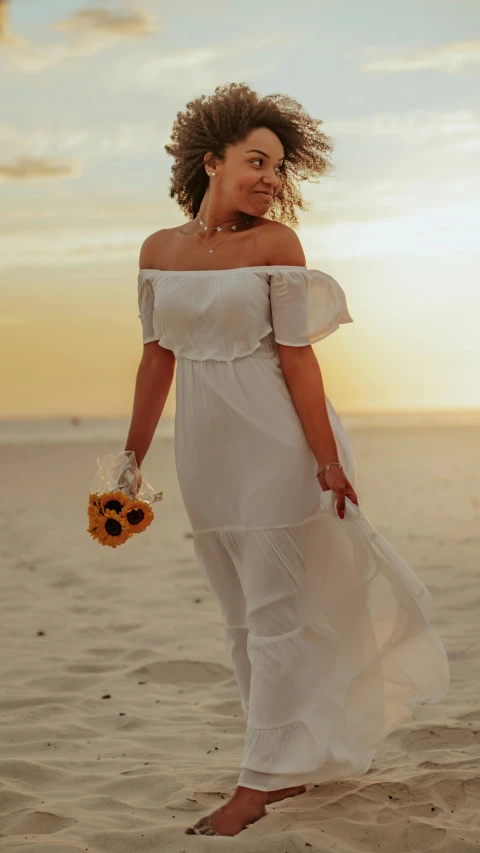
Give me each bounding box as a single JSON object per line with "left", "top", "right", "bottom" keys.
{"left": 137, "top": 264, "right": 450, "bottom": 792}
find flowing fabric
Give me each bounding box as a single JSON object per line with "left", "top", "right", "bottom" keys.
{"left": 137, "top": 264, "right": 450, "bottom": 791}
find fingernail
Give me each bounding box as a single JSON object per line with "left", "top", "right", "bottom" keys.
{"left": 339, "top": 511, "right": 344, "bottom": 519}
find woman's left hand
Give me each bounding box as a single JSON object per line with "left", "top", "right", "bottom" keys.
{"left": 317, "top": 465, "right": 359, "bottom": 519}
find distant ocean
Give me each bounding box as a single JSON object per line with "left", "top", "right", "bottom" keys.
{"left": 0, "top": 410, "right": 478, "bottom": 446}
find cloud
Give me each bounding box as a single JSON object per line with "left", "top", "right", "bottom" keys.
{"left": 327, "top": 109, "right": 480, "bottom": 146}
{"left": 1, "top": 191, "right": 479, "bottom": 268}
{"left": 0, "top": 0, "right": 29, "bottom": 47}
{"left": 53, "top": 5, "right": 158, "bottom": 39}
{"left": 0, "top": 2, "right": 160, "bottom": 72}
{"left": 0, "top": 316, "right": 36, "bottom": 327}
{"left": 2, "top": 110, "right": 478, "bottom": 153}
{"left": 0, "top": 155, "right": 79, "bottom": 181}
{"left": 301, "top": 174, "right": 480, "bottom": 225}
{"left": 362, "top": 38, "right": 480, "bottom": 74}
{"left": 0, "top": 227, "right": 153, "bottom": 268}
{"left": 0, "top": 121, "right": 172, "bottom": 178}
{"left": 1, "top": 107, "right": 479, "bottom": 186}
{"left": 0, "top": 0, "right": 7, "bottom": 42}
{"left": 299, "top": 197, "right": 480, "bottom": 259}
{"left": 111, "top": 32, "right": 295, "bottom": 91}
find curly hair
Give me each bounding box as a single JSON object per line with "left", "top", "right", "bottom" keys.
{"left": 164, "top": 82, "right": 335, "bottom": 229}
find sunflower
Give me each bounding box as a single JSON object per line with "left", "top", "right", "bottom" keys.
{"left": 99, "top": 489, "right": 132, "bottom": 516}
{"left": 88, "top": 507, "right": 132, "bottom": 548}
{"left": 123, "top": 498, "right": 154, "bottom": 534}
{"left": 88, "top": 492, "right": 101, "bottom": 520}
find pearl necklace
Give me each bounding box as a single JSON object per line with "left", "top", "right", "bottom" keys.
{"left": 195, "top": 213, "right": 251, "bottom": 253}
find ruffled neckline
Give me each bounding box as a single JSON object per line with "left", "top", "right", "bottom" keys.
{"left": 139, "top": 265, "right": 308, "bottom": 276}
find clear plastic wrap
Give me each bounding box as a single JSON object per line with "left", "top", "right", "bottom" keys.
{"left": 87, "top": 450, "right": 163, "bottom": 548}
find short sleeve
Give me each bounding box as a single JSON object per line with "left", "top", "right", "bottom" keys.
{"left": 269, "top": 267, "right": 354, "bottom": 346}
{"left": 137, "top": 271, "right": 161, "bottom": 344}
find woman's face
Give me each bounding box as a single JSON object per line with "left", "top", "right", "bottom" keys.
{"left": 205, "top": 126, "right": 284, "bottom": 216}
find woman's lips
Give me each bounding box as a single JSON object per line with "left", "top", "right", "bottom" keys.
{"left": 255, "top": 191, "right": 272, "bottom": 200}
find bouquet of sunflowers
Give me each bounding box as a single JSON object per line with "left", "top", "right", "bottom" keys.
{"left": 87, "top": 450, "right": 163, "bottom": 548}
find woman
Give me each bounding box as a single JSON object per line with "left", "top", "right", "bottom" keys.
{"left": 126, "top": 82, "right": 450, "bottom": 837}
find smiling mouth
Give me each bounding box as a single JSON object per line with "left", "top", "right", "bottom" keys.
{"left": 255, "top": 191, "right": 272, "bottom": 199}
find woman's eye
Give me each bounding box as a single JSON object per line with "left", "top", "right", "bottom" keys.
{"left": 252, "top": 158, "right": 283, "bottom": 173}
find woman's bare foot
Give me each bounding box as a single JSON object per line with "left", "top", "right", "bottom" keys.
{"left": 185, "top": 786, "right": 267, "bottom": 836}
{"left": 266, "top": 784, "right": 307, "bottom": 804}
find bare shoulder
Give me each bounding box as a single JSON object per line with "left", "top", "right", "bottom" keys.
{"left": 138, "top": 228, "right": 173, "bottom": 270}
{"left": 263, "top": 220, "right": 307, "bottom": 267}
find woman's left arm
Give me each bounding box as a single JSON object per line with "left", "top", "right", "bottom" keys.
{"left": 278, "top": 344, "right": 340, "bottom": 472}
{"left": 264, "top": 224, "right": 341, "bottom": 471}
{"left": 265, "top": 224, "right": 357, "bottom": 515}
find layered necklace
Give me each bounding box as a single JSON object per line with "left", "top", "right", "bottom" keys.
{"left": 194, "top": 212, "right": 251, "bottom": 253}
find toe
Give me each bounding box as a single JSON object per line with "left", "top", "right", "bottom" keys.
{"left": 185, "top": 815, "right": 216, "bottom": 836}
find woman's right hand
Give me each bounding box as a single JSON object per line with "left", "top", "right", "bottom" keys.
{"left": 132, "top": 469, "right": 143, "bottom": 499}
{"left": 117, "top": 467, "right": 143, "bottom": 500}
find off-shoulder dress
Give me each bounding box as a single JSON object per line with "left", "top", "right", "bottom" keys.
{"left": 137, "top": 264, "right": 450, "bottom": 792}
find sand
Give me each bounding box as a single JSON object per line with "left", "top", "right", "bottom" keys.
{"left": 0, "top": 424, "right": 478, "bottom": 851}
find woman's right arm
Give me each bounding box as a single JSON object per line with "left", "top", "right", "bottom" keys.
{"left": 124, "top": 343, "right": 175, "bottom": 468}
{"left": 124, "top": 232, "right": 175, "bottom": 469}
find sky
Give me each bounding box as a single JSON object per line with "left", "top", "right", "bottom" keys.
{"left": 0, "top": 0, "right": 479, "bottom": 418}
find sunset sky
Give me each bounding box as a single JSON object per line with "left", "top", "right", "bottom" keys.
{"left": 1, "top": 0, "right": 479, "bottom": 418}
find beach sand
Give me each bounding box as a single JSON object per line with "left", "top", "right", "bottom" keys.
{"left": 0, "top": 424, "right": 478, "bottom": 851}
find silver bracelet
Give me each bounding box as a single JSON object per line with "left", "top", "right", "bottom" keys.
{"left": 317, "top": 461, "right": 343, "bottom": 478}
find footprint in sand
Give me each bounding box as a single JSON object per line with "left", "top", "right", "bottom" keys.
{"left": 132, "top": 659, "right": 232, "bottom": 684}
